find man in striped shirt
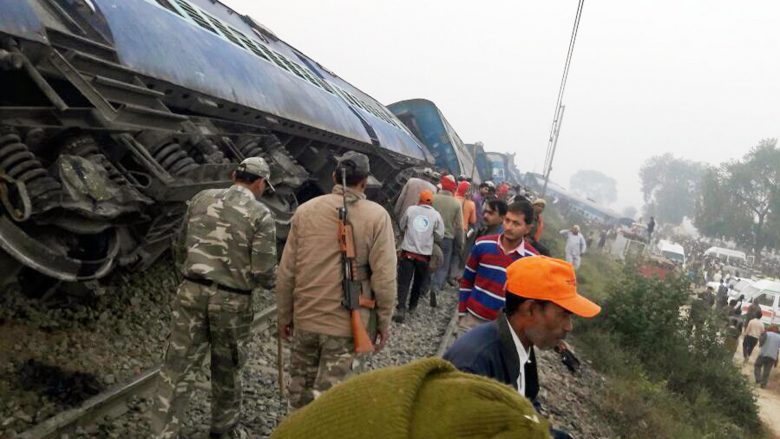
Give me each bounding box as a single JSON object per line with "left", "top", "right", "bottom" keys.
{"left": 458, "top": 200, "right": 538, "bottom": 332}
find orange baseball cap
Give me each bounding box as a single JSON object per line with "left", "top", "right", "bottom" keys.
{"left": 419, "top": 190, "right": 434, "bottom": 204}
{"left": 505, "top": 256, "right": 601, "bottom": 318}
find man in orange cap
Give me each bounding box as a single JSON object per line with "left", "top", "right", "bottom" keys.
{"left": 394, "top": 190, "right": 445, "bottom": 323}
{"left": 430, "top": 174, "right": 464, "bottom": 306}
{"left": 444, "top": 255, "right": 600, "bottom": 439}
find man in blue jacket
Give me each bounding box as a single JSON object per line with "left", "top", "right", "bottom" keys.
{"left": 444, "top": 256, "right": 601, "bottom": 439}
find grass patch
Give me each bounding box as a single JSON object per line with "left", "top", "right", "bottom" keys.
{"left": 538, "top": 204, "right": 768, "bottom": 438}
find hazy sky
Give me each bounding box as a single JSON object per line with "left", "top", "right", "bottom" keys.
{"left": 224, "top": 0, "right": 779, "bottom": 210}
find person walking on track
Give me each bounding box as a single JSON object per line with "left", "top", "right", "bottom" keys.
{"left": 394, "top": 190, "right": 444, "bottom": 323}
{"left": 457, "top": 200, "right": 538, "bottom": 333}
{"left": 430, "top": 174, "right": 464, "bottom": 306}
{"left": 152, "top": 158, "right": 277, "bottom": 439}
{"left": 275, "top": 151, "right": 397, "bottom": 409}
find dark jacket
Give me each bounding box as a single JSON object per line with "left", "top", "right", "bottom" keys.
{"left": 443, "top": 313, "right": 538, "bottom": 402}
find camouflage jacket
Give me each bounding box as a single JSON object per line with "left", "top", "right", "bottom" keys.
{"left": 179, "top": 184, "right": 276, "bottom": 291}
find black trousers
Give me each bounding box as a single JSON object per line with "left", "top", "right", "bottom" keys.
{"left": 397, "top": 256, "right": 430, "bottom": 310}
{"left": 743, "top": 335, "right": 758, "bottom": 360}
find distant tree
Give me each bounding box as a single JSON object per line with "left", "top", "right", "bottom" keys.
{"left": 569, "top": 170, "right": 617, "bottom": 205}
{"left": 639, "top": 154, "right": 706, "bottom": 225}
{"left": 622, "top": 206, "right": 638, "bottom": 219}
{"left": 694, "top": 139, "right": 780, "bottom": 259}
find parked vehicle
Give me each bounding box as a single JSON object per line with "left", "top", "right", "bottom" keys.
{"left": 740, "top": 279, "right": 780, "bottom": 327}
{"left": 704, "top": 247, "right": 748, "bottom": 266}
{"left": 656, "top": 240, "right": 686, "bottom": 267}
{"left": 608, "top": 230, "right": 646, "bottom": 261}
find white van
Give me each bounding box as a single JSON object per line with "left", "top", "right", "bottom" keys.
{"left": 657, "top": 240, "right": 685, "bottom": 267}
{"left": 704, "top": 247, "right": 748, "bottom": 266}
{"left": 740, "top": 279, "right": 780, "bottom": 327}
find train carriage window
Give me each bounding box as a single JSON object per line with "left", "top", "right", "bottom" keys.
{"left": 174, "top": 0, "right": 218, "bottom": 34}
{"left": 205, "top": 14, "right": 245, "bottom": 47}
{"left": 355, "top": 97, "right": 372, "bottom": 113}
{"left": 231, "top": 27, "right": 264, "bottom": 55}
{"left": 343, "top": 91, "right": 361, "bottom": 108}
{"left": 254, "top": 43, "right": 277, "bottom": 63}
{"left": 315, "top": 77, "right": 335, "bottom": 94}
{"left": 332, "top": 86, "right": 350, "bottom": 103}
{"left": 279, "top": 57, "right": 308, "bottom": 81}
{"left": 242, "top": 38, "right": 270, "bottom": 61}
{"left": 153, "top": 0, "right": 180, "bottom": 14}
{"left": 264, "top": 49, "right": 291, "bottom": 72}
{"left": 298, "top": 67, "right": 323, "bottom": 89}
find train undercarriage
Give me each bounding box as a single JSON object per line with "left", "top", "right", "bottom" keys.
{"left": 0, "top": 18, "right": 418, "bottom": 294}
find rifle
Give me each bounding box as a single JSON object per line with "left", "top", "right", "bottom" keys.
{"left": 337, "top": 167, "right": 376, "bottom": 353}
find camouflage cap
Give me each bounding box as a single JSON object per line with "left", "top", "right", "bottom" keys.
{"left": 237, "top": 157, "right": 274, "bottom": 191}
{"left": 334, "top": 151, "right": 370, "bottom": 174}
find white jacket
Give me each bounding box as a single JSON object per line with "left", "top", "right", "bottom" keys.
{"left": 560, "top": 230, "right": 587, "bottom": 256}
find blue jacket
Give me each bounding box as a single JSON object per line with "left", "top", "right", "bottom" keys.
{"left": 443, "top": 313, "right": 539, "bottom": 402}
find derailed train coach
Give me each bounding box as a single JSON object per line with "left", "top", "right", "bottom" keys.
{"left": 0, "top": 0, "right": 434, "bottom": 292}
{"left": 388, "top": 99, "right": 480, "bottom": 183}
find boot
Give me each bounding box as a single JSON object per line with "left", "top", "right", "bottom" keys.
{"left": 392, "top": 307, "right": 406, "bottom": 323}
{"left": 429, "top": 290, "right": 437, "bottom": 307}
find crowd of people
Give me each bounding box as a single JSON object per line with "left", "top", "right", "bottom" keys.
{"left": 150, "top": 155, "right": 604, "bottom": 439}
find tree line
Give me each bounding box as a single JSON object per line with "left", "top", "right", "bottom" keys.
{"left": 640, "top": 138, "right": 780, "bottom": 258}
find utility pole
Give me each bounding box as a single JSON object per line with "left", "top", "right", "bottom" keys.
{"left": 541, "top": 104, "right": 565, "bottom": 198}
{"left": 540, "top": 0, "right": 584, "bottom": 198}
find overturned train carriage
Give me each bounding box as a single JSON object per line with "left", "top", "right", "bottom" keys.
{"left": 388, "top": 99, "right": 480, "bottom": 183}
{"left": 0, "top": 0, "right": 433, "bottom": 290}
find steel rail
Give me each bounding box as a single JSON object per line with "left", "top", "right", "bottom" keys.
{"left": 435, "top": 309, "right": 460, "bottom": 358}
{"left": 18, "top": 305, "right": 278, "bottom": 439}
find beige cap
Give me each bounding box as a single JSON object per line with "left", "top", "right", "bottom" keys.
{"left": 237, "top": 157, "right": 274, "bottom": 192}
{"left": 335, "top": 151, "right": 370, "bottom": 174}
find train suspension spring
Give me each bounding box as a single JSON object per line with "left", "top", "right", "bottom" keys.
{"left": 238, "top": 134, "right": 282, "bottom": 158}
{"left": 150, "top": 141, "right": 198, "bottom": 176}
{"left": 0, "top": 130, "right": 61, "bottom": 203}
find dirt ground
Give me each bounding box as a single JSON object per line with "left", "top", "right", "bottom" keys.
{"left": 735, "top": 337, "right": 780, "bottom": 439}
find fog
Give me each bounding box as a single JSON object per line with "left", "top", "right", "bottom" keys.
{"left": 224, "top": 0, "right": 780, "bottom": 210}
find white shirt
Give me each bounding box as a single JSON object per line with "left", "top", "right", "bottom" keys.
{"left": 399, "top": 204, "right": 445, "bottom": 256}
{"left": 560, "top": 230, "right": 587, "bottom": 256}
{"left": 506, "top": 315, "right": 532, "bottom": 395}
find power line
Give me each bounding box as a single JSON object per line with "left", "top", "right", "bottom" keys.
{"left": 542, "top": 0, "right": 585, "bottom": 197}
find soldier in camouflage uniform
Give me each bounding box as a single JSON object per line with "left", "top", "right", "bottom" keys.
{"left": 151, "top": 157, "right": 277, "bottom": 439}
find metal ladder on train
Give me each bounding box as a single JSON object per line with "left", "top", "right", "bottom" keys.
{"left": 40, "top": 27, "right": 188, "bottom": 131}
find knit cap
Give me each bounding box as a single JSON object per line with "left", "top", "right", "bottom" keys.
{"left": 440, "top": 174, "right": 457, "bottom": 192}
{"left": 419, "top": 190, "right": 434, "bottom": 204}
{"left": 271, "top": 358, "right": 551, "bottom": 439}
{"left": 456, "top": 180, "right": 471, "bottom": 197}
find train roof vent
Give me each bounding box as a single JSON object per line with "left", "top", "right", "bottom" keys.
{"left": 174, "top": 0, "right": 218, "bottom": 35}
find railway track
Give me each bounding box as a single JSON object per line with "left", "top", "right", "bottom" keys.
{"left": 18, "top": 306, "right": 278, "bottom": 439}
{"left": 18, "top": 301, "right": 461, "bottom": 439}
{"left": 435, "top": 309, "right": 460, "bottom": 358}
